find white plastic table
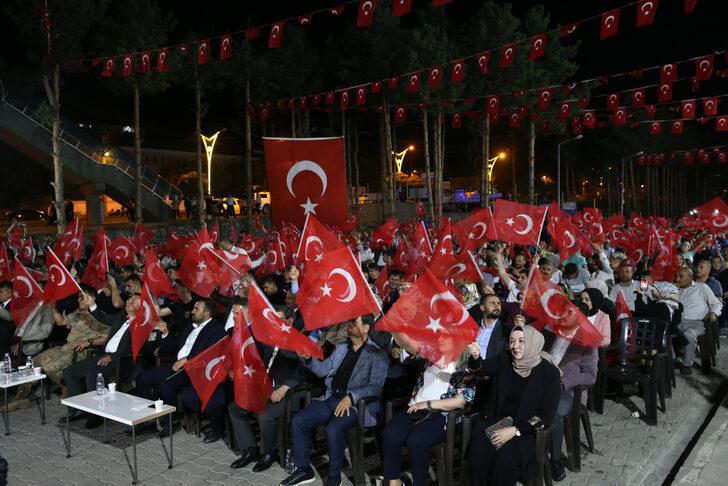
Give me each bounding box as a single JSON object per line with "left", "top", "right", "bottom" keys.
{"left": 61, "top": 390, "right": 176, "bottom": 484}
{"left": 0, "top": 371, "right": 46, "bottom": 435}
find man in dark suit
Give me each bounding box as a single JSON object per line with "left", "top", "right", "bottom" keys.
{"left": 135, "top": 299, "right": 226, "bottom": 442}
{"left": 228, "top": 306, "right": 303, "bottom": 472}
{"left": 0, "top": 281, "right": 16, "bottom": 358}
{"left": 61, "top": 292, "right": 139, "bottom": 428}
{"left": 281, "top": 314, "right": 388, "bottom": 486}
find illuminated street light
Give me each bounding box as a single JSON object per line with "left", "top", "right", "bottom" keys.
{"left": 392, "top": 145, "right": 415, "bottom": 173}
{"left": 200, "top": 131, "right": 221, "bottom": 195}
{"left": 486, "top": 152, "right": 506, "bottom": 184}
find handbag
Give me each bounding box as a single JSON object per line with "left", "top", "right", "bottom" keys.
{"left": 484, "top": 416, "right": 513, "bottom": 441}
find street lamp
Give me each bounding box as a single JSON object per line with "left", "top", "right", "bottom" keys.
{"left": 482, "top": 152, "right": 505, "bottom": 208}
{"left": 392, "top": 145, "right": 415, "bottom": 173}
{"left": 487, "top": 152, "right": 506, "bottom": 184}
{"left": 620, "top": 150, "right": 644, "bottom": 215}
{"left": 200, "top": 131, "right": 221, "bottom": 195}
{"left": 557, "top": 134, "right": 583, "bottom": 209}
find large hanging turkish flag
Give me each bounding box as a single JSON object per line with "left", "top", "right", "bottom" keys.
{"left": 263, "top": 137, "right": 348, "bottom": 227}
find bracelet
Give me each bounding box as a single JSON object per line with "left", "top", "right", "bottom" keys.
{"left": 426, "top": 400, "right": 432, "bottom": 413}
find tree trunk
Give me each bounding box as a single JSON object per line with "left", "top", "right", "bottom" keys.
{"left": 342, "top": 110, "right": 351, "bottom": 212}
{"left": 302, "top": 109, "right": 310, "bottom": 137}
{"left": 528, "top": 119, "right": 535, "bottom": 205}
{"left": 435, "top": 113, "right": 444, "bottom": 221}
{"left": 382, "top": 95, "right": 395, "bottom": 216}
{"left": 391, "top": 123, "right": 398, "bottom": 207}
{"left": 194, "top": 61, "right": 205, "bottom": 225}
{"left": 43, "top": 66, "right": 65, "bottom": 234}
{"left": 422, "top": 110, "right": 434, "bottom": 221}
{"left": 379, "top": 112, "right": 389, "bottom": 220}
{"left": 480, "top": 117, "right": 491, "bottom": 208}
{"left": 290, "top": 108, "right": 297, "bottom": 137}
{"left": 353, "top": 124, "right": 360, "bottom": 210}
{"left": 133, "top": 84, "right": 143, "bottom": 223}
{"left": 244, "top": 79, "right": 253, "bottom": 230}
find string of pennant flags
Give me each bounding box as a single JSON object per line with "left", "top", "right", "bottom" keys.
{"left": 636, "top": 143, "right": 728, "bottom": 165}
{"left": 82, "top": 0, "right": 701, "bottom": 84}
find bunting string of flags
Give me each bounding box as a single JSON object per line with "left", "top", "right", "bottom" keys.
{"left": 635, "top": 143, "right": 728, "bottom": 165}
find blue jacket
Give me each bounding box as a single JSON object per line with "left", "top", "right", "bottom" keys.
{"left": 307, "top": 339, "right": 388, "bottom": 427}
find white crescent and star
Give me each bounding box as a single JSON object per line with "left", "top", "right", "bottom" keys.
{"left": 49, "top": 264, "right": 67, "bottom": 286}
{"left": 286, "top": 160, "right": 328, "bottom": 198}
{"left": 604, "top": 15, "right": 615, "bottom": 28}
{"left": 430, "top": 291, "right": 468, "bottom": 328}
{"left": 205, "top": 356, "right": 225, "bottom": 381}
{"left": 540, "top": 289, "right": 565, "bottom": 320}
{"left": 240, "top": 336, "right": 256, "bottom": 377}
{"left": 564, "top": 231, "right": 576, "bottom": 248}
{"left": 15, "top": 276, "right": 34, "bottom": 299}
{"left": 303, "top": 236, "right": 323, "bottom": 260}
{"left": 328, "top": 268, "right": 357, "bottom": 303}
{"left": 506, "top": 214, "right": 534, "bottom": 235}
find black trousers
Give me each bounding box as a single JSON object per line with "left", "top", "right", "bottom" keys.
{"left": 62, "top": 354, "right": 118, "bottom": 397}
{"left": 0, "top": 320, "right": 15, "bottom": 358}
{"left": 228, "top": 400, "right": 285, "bottom": 456}
{"left": 382, "top": 411, "right": 446, "bottom": 486}
{"left": 468, "top": 416, "right": 532, "bottom": 486}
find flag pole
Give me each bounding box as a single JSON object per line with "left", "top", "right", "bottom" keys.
{"left": 266, "top": 347, "right": 278, "bottom": 373}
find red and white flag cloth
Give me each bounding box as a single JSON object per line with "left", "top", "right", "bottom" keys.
{"left": 184, "top": 336, "right": 232, "bottom": 411}
{"left": 492, "top": 199, "right": 547, "bottom": 246}
{"left": 214, "top": 246, "right": 253, "bottom": 290}
{"left": 444, "top": 250, "right": 484, "bottom": 284}
{"left": 0, "top": 244, "right": 12, "bottom": 281}
{"left": 296, "top": 246, "right": 381, "bottom": 331}
{"left": 371, "top": 218, "right": 399, "bottom": 251}
{"left": 177, "top": 227, "right": 221, "bottom": 297}
{"left": 81, "top": 228, "right": 109, "bottom": 291}
{"left": 376, "top": 270, "right": 478, "bottom": 367}
{"left": 143, "top": 247, "right": 175, "bottom": 298}
{"left": 615, "top": 289, "right": 633, "bottom": 322}
{"left": 296, "top": 214, "right": 344, "bottom": 268}
{"left": 108, "top": 235, "right": 136, "bottom": 267}
{"left": 600, "top": 9, "right": 620, "bottom": 39}
{"left": 522, "top": 268, "right": 602, "bottom": 348}
{"left": 132, "top": 224, "right": 156, "bottom": 251}
{"left": 43, "top": 246, "right": 82, "bottom": 304}
{"left": 429, "top": 219, "right": 456, "bottom": 281}
{"left": 356, "top": 0, "right": 377, "bottom": 28}
{"left": 247, "top": 283, "right": 323, "bottom": 359}
{"left": 374, "top": 265, "right": 390, "bottom": 303}
{"left": 263, "top": 137, "right": 348, "bottom": 228}
{"left": 54, "top": 217, "right": 84, "bottom": 266}
{"left": 255, "top": 237, "right": 286, "bottom": 278}
{"left": 457, "top": 207, "right": 498, "bottom": 251}
{"left": 129, "top": 284, "right": 161, "bottom": 361}
{"left": 11, "top": 258, "right": 44, "bottom": 328}
{"left": 693, "top": 197, "right": 728, "bottom": 234}
{"left": 231, "top": 315, "right": 271, "bottom": 414}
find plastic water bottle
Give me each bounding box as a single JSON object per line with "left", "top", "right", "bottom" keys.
{"left": 25, "top": 356, "right": 33, "bottom": 376}
{"left": 96, "top": 373, "right": 105, "bottom": 395}
{"left": 3, "top": 353, "right": 11, "bottom": 374}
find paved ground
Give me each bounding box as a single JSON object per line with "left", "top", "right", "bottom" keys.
{"left": 1, "top": 345, "right": 727, "bottom": 486}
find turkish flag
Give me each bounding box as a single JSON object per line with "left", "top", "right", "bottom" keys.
{"left": 17, "top": 237, "right": 35, "bottom": 266}
{"left": 357, "top": 0, "right": 377, "bottom": 27}
{"left": 394, "top": 105, "right": 407, "bottom": 124}
{"left": 582, "top": 111, "right": 596, "bottom": 129}
{"left": 459, "top": 208, "right": 498, "bottom": 251}
{"left": 11, "top": 259, "right": 44, "bottom": 328}
{"left": 660, "top": 64, "right": 678, "bottom": 85}
{"left": 600, "top": 10, "right": 620, "bottom": 40}
{"left": 54, "top": 217, "right": 84, "bottom": 265}
{"left": 476, "top": 51, "right": 490, "bottom": 74}
{"left": 220, "top": 34, "right": 233, "bottom": 60}
{"left": 694, "top": 197, "right": 728, "bottom": 234}
{"left": 584, "top": 208, "right": 605, "bottom": 243}
{"left": 374, "top": 265, "right": 390, "bottom": 303}
{"left": 631, "top": 88, "right": 646, "bottom": 108}
{"left": 409, "top": 222, "right": 433, "bottom": 275}
{"left": 296, "top": 214, "right": 344, "bottom": 268}
{"left": 451, "top": 113, "right": 462, "bottom": 128}
{"left": 0, "top": 244, "right": 12, "bottom": 281}
{"left": 650, "top": 248, "right": 679, "bottom": 282}
{"left": 636, "top": 0, "right": 659, "bottom": 27}
{"left": 558, "top": 102, "right": 571, "bottom": 121}
{"left": 671, "top": 120, "right": 684, "bottom": 134}
{"left": 231, "top": 315, "right": 271, "bottom": 414}
{"left": 197, "top": 39, "right": 210, "bottom": 64}
{"left": 215, "top": 247, "right": 252, "bottom": 289}
{"left": 297, "top": 246, "right": 381, "bottom": 331}
{"left": 108, "top": 235, "right": 135, "bottom": 267}
{"left": 429, "top": 219, "right": 456, "bottom": 280}
{"left": 392, "top": 0, "right": 412, "bottom": 16}
{"left": 371, "top": 218, "right": 398, "bottom": 250}
{"left": 178, "top": 227, "right": 221, "bottom": 297}
{"left": 255, "top": 237, "right": 286, "bottom": 278}
{"left": 406, "top": 72, "right": 421, "bottom": 93}
{"left": 130, "top": 284, "right": 161, "bottom": 361}
{"left": 528, "top": 34, "right": 547, "bottom": 60}
{"left": 499, "top": 43, "right": 517, "bottom": 68}
{"left": 486, "top": 96, "right": 500, "bottom": 116}
{"left": 376, "top": 270, "right": 478, "bottom": 367}
{"left": 101, "top": 58, "right": 114, "bottom": 77}
{"left": 615, "top": 289, "right": 633, "bottom": 322}
{"left": 648, "top": 121, "right": 661, "bottom": 135}
{"left": 81, "top": 229, "right": 109, "bottom": 291}
{"left": 657, "top": 82, "right": 673, "bottom": 102}
{"left": 43, "top": 247, "right": 82, "bottom": 304}
{"left": 263, "top": 137, "right": 347, "bottom": 228}
{"left": 450, "top": 60, "right": 465, "bottom": 83}
{"left": 427, "top": 66, "right": 442, "bottom": 88}
{"left": 523, "top": 268, "right": 602, "bottom": 348}
{"left": 248, "top": 283, "right": 323, "bottom": 359}
{"left": 184, "top": 336, "right": 232, "bottom": 411}
{"left": 355, "top": 87, "right": 366, "bottom": 106}
{"left": 157, "top": 48, "right": 169, "bottom": 73}
{"left": 133, "top": 223, "right": 156, "bottom": 251}
{"left": 536, "top": 88, "right": 552, "bottom": 111}
{"left": 143, "top": 247, "right": 175, "bottom": 298}
{"left": 716, "top": 116, "right": 728, "bottom": 132}
{"left": 137, "top": 51, "right": 151, "bottom": 73}
{"left": 445, "top": 251, "right": 483, "bottom": 283}
{"left": 268, "top": 22, "right": 284, "bottom": 48}
{"left": 550, "top": 215, "right": 580, "bottom": 260}
{"left": 338, "top": 212, "right": 360, "bottom": 233}
{"left": 209, "top": 222, "right": 220, "bottom": 244}
{"left": 682, "top": 100, "right": 696, "bottom": 118}
{"left": 493, "top": 199, "right": 546, "bottom": 246}
{"left": 121, "top": 54, "right": 133, "bottom": 76}
{"left": 703, "top": 96, "right": 718, "bottom": 116}
{"left": 695, "top": 55, "right": 714, "bottom": 81}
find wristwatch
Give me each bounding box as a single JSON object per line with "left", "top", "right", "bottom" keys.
{"left": 514, "top": 427, "right": 521, "bottom": 437}
{"left": 426, "top": 400, "right": 432, "bottom": 413}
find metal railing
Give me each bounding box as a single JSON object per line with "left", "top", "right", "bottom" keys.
{"left": 0, "top": 97, "right": 183, "bottom": 206}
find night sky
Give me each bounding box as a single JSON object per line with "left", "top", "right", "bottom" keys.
{"left": 0, "top": 0, "right": 725, "bottom": 206}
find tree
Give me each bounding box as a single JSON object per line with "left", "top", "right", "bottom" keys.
{"left": 4, "top": 0, "right": 109, "bottom": 233}
{"left": 98, "top": 0, "right": 175, "bottom": 223}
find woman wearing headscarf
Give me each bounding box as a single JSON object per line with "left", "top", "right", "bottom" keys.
{"left": 467, "top": 326, "right": 561, "bottom": 486}
{"left": 579, "top": 288, "right": 611, "bottom": 346}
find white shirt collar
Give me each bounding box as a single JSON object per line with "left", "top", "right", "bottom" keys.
{"left": 193, "top": 317, "right": 212, "bottom": 330}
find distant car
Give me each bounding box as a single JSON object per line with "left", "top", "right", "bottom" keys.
{"left": 238, "top": 191, "right": 271, "bottom": 214}
{"left": 0, "top": 209, "right": 49, "bottom": 222}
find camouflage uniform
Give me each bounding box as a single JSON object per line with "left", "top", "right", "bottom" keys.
{"left": 33, "top": 309, "right": 109, "bottom": 386}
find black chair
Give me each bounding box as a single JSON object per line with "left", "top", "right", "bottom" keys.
{"left": 697, "top": 327, "right": 713, "bottom": 374}
{"left": 598, "top": 317, "right": 667, "bottom": 426}
{"left": 563, "top": 385, "right": 595, "bottom": 472}
{"left": 276, "top": 383, "right": 313, "bottom": 469}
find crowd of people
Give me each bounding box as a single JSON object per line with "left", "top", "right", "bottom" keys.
{"left": 0, "top": 210, "right": 726, "bottom": 486}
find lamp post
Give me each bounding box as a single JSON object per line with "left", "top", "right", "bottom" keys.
{"left": 392, "top": 145, "right": 415, "bottom": 173}
{"left": 484, "top": 152, "right": 506, "bottom": 206}
{"left": 200, "top": 131, "right": 221, "bottom": 195}
{"left": 557, "top": 134, "right": 583, "bottom": 209}
{"left": 620, "top": 150, "right": 644, "bottom": 215}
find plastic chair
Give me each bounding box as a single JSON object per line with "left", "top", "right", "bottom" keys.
{"left": 563, "top": 385, "right": 595, "bottom": 472}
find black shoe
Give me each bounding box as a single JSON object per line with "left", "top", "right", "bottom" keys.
{"left": 252, "top": 453, "right": 276, "bottom": 472}
{"left": 231, "top": 449, "right": 259, "bottom": 469}
{"left": 202, "top": 429, "right": 222, "bottom": 444}
{"left": 84, "top": 415, "right": 104, "bottom": 429}
{"left": 58, "top": 411, "right": 86, "bottom": 424}
{"left": 681, "top": 365, "right": 693, "bottom": 375}
{"left": 324, "top": 475, "right": 341, "bottom": 486}
{"left": 280, "top": 467, "right": 315, "bottom": 486}
{"left": 551, "top": 460, "right": 566, "bottom": 482}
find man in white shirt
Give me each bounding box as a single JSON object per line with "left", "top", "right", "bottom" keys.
{"left": 676, "top": 267, "right": 722, "bottom": 374}
{"left": 62, "top": 294, "right": 140, "bottom": 428}
{"left": 608, "top": 262, "right": 640, "bottom": 311}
